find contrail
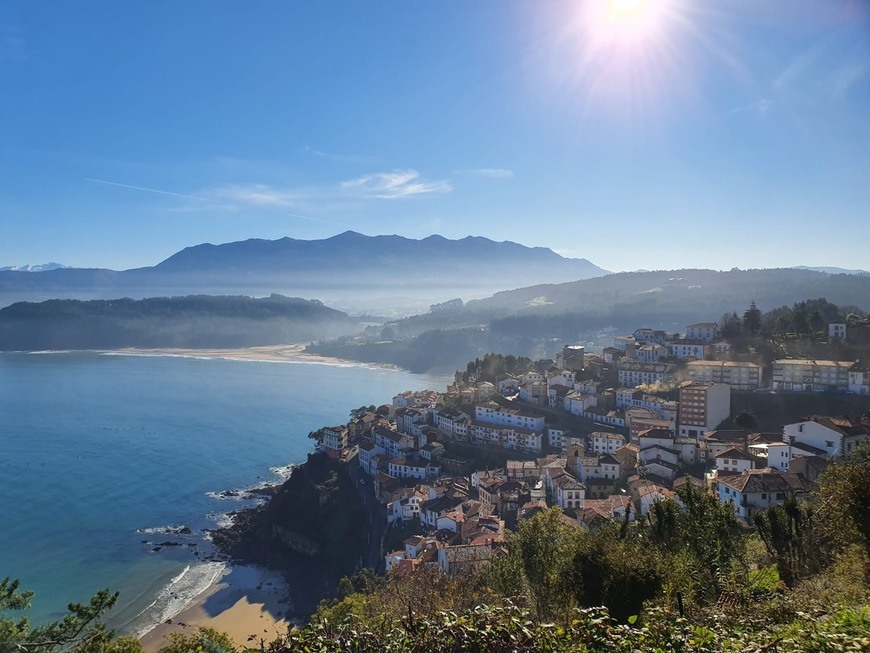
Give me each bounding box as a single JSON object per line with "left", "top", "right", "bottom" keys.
{"left": 286, "top": 212, "right": 325, "bottom": 222}
{"left": 85, "top": 178, "right": 212, "bottom": 202}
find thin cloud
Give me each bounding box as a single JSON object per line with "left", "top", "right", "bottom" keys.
{"left": 85, "top": 178, "right": 213, "bottom": 202}
{"left": 774, "top": 43, "right": 826, "bottom": 93}
{"left": 721, "top": 98, "right": 773, "bottom": 118}
{"left": 300, "top": 144, "right": 379, "bottom": 165}
{"left": 832, "top": 60, "right": 869, "bottom": 98}
{"left": 452, "top": 168, "right": 514, "bottom": 179}
{"left": 210, "top": 183, "right": 301, "bottom": 207}
{"left": 340, "top": 170, "right": 451, "bottom": 199}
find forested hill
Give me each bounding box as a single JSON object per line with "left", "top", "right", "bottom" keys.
{"left": 307, "top": 268, "right": 870, "bottom": 373}
{"left": 0, "top": 294, "right": 362, "bottom": 351}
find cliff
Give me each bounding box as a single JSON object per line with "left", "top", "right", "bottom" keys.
{"left": 211, "top": 454, "right": 368, "bottom": 620}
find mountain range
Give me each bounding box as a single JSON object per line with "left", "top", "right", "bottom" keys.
{"left": 0, "top": 232, "right": 608, "bottom": 313}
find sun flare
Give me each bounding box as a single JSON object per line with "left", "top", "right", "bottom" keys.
{"left": 587, "top": 0, "right": 674, "bottom": 49}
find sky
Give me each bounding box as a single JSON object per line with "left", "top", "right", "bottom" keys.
{"left": 1, "top": 0, "right": 869, "bottom": 273}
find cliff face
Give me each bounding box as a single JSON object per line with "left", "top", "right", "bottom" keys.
{"left": 212, "top": 454, "right": 368, "bottom": 620}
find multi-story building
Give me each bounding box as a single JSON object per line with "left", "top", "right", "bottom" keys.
{"left": 617, "top": 361, "right": 677, "bottom": 387}
{"left": 321, "top": 425, "right": 349, "bottom": 459}
{"left": 685, "top": 322, "right": 719, "bottom": 342}
{"left": 772, "top": 359, "right": 854, "bottom": 392}
{"left": 685, "top": 360, "right": 763, "bottom": 390}
{"left": 669, "top": 340, "right": 709, "bottom": 360}
{"left": 475, "top": 402, "right": 546, "bottom": 431}
{"left": 591, "top": 431, "right": 626, "bottom": 454}
{"left": 677, "top": 381, "right": 731, "bottom": 438}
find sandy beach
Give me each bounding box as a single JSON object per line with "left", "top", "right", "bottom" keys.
{"left": 106, "top": 344, "right": 367, "bottom": 367}
{"left": 139, "top": 565, "right": 294, "bottom": 652}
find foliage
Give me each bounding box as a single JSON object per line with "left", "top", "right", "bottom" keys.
{"left": 154, "top": 628, "right": 238, "bottom": 653}
{"left": 0, "top": 295, "right": 359, "bottom": 351}
{"left": 260, "top": 601, "right": 870, "bottom": 653}
{"left": 486, "top": 508, "right": 577, "bottom": 620}
{"left": 742, "top": 301, "right": 762, "bottom": 335}
{"left": 457, "top": 353, "right": 535, "bottom": 386}
{"left": 0, "top": 578, "right": 141, "bottom": 653}
{"left": 349, "top": 405, "right": 377, "bottom": 420}
{"left": 753, "top": 500, "right": 825, "bottom": 588}
{"left": 814, "top": 440, "right": 870, "bottom": 555}
{"left": 647, "top": 485, "right": 745, "bottom": 600}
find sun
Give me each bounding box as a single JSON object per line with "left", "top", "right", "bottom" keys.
{"left": 587, "top": 0, "right": 674, "bottom": 49}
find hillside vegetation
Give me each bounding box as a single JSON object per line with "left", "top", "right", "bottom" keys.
{"left": 3, "top": 444, "right": 867, "bottom": 652}
{"left": 0, "top": 294, "right": 361, "bottom": 350}
{"left": 308, "top": 268, "right": 870, "bottom": 372}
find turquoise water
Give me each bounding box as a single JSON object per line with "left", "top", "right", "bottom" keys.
{"left": 0, "top": 351, "right": 449, "bottom": 634}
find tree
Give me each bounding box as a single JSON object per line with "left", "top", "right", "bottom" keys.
{"left": 753, "top": 501, "right": 823, "bottom": 588}
{"left": 0, "top": 578, "right": 142, "bottom": 653}
{"left": 154, "top": 628, "right": 238, "bottom": 653}
{"left": 814, "top": 441, "right": 870, "bottom": 555}
{"left": 486, "top": 508, "right": 577, "bottom": 620}
{"left": 742, "top": 301, "right": 762, "bottom": 336}
{"left": 349, "top": 405, "right": 376, "bottom": 420}
{"left": 734, "top": 411, "right": 758, "bottom": 453}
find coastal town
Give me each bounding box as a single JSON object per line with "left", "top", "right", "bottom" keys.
{"left": 308, "top": 314, "right": 870, "bottom": 576}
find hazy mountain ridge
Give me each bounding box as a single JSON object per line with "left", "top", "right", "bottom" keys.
{"left": 793, "top": 265, "right": 869, "bottom": 276}
{"left": 0, "top": 262, "right": 69, "bottom": 272}
{"left": 0, "top": 232, "right": 608, "bottom": 311}
{"left": 0, "top": 294, "right": 362, "bottom": 351}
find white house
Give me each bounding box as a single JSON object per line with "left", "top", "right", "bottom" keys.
{"left": 716, "top": 469, "right": 806, "bottom": 520}
{"left": 565, "top": 391, "right": 598, "bottom": 416}
{"left": 374, "top": 428, "right": 416, "bottom": 459}
{"left": 714, "top": 446, "right": 765, "bottom": 474}
{"left": 551, "top": 472, "right": 586, "bottom": 510}
{"left": 765, "top": 441, "right": 827, "bottom": 472}
{"left": 685, "top": 322, "right": 719, "bottom": 342}
{"left": 782, "top": 416, "right": 869, "bottom": 458}
{"left": 669, "top": 340, "right": 709, "bottom": 360}
{"left": 475, "top": 402, "right": 546, "bottom": 432}
{"left": 591, "top": 431, "right": 626, "bottom": 455}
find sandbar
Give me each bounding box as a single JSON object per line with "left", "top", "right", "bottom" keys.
{"left": 139, "top": 565, "right": 294, "bottom": 652}
{"left": 106, "top": 344, "right": 370, "bottom": 367}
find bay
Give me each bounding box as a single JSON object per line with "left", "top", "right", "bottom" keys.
{"left": 0, "top": 351, "right": 450, "bottom": 634}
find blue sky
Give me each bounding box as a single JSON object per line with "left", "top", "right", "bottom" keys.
{"left": 2, "top": 0, "right": 868, "bottom": 273}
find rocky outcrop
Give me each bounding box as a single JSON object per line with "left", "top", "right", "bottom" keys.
{"left": 212, "top": 453, "right": 368, "bottom": 621}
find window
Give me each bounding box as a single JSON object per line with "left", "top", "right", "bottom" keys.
{"left": 761, "top": 493, "right": 767, "bottom": 500}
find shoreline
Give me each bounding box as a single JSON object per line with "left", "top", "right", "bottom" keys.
{"left": 106, "top": 344, "right": 364, "bottom": 367}
{"left": 5, "top": 344, "right": 398, "bottom": 371}
{"left": 138, "top": 564, "right": 294, "bottom": 652}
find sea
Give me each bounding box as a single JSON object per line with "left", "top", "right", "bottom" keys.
{"left": 0, "top": 351, "right": 451, "bottom": 636}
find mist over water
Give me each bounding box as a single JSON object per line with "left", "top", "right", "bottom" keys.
{"left": 0, "top": 352, "right": 450, "bottom": 634}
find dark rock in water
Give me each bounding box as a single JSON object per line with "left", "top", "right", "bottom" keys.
{"left": 178, "top": 526, "right": 192, "bottom": 535}
{"left": 152, "top": 546, "right": 162, "bottom": 552}
{"left": 141, "top": 540, "right": 150, "bottom": 544}
{"left": 157, "top": 541, "right": 182, "bottom": 547}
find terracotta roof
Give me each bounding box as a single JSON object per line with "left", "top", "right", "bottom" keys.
{"left": 718, "top": 469, "right": 806, "bottom": 494}
{"left": 715, "top": 446, "right": 761, "bottom": 461}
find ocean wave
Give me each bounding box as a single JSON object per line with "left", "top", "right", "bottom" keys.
{"left": 130, "top": 561, "right": 226, "bottom": 637}
{"left": 269, "top": 463, "right": 296, "bottom": 480}
{"left": 205, "top": 512, "right": 235, "bottom": 529}
{"left": 136, "top": 524, "right": 192, "bottom": 536}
